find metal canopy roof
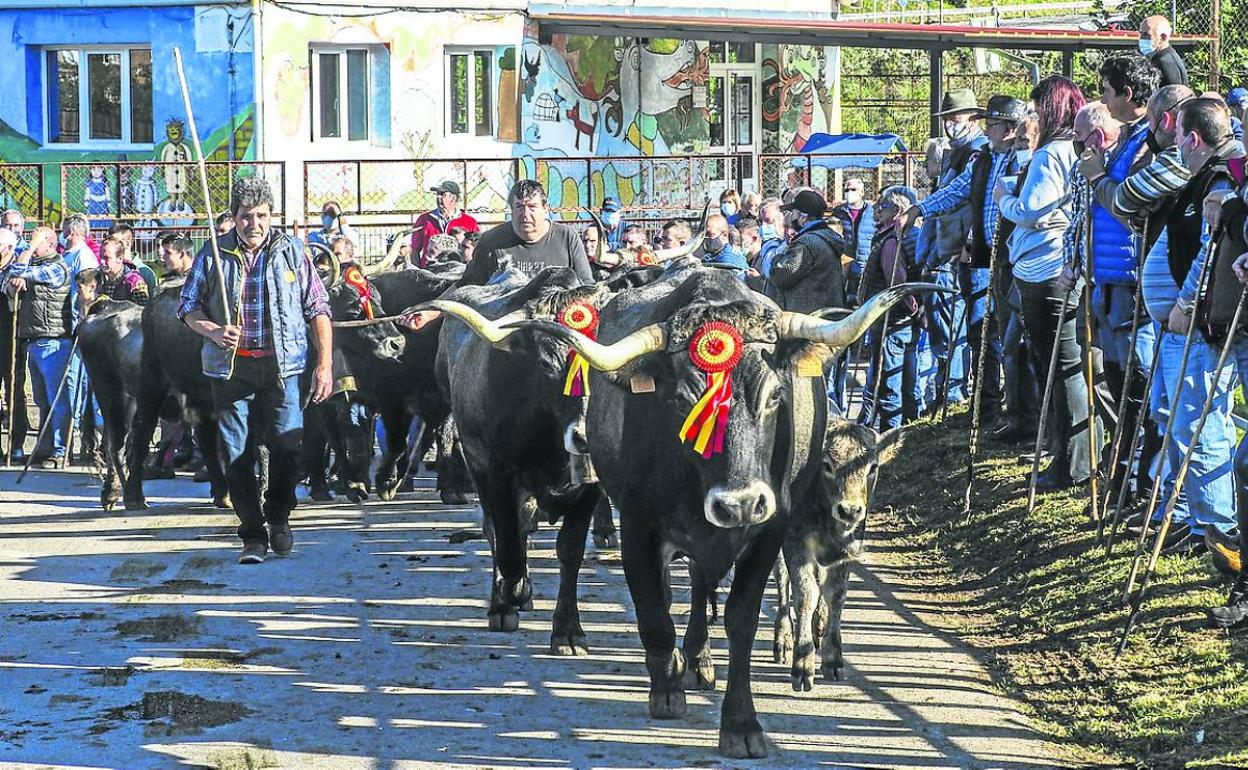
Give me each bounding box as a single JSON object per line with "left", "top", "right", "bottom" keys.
{"left": 530, "top": 7, "right": 1214, "bottom": 52}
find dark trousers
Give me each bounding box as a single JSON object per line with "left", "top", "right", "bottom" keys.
{"left": 210, "top": 356, "right": 303, "bottom": 546}
{"left": 1, "top": 306, "right": 30, "bottom": 459}
{"left": 1017, "top": 276, "right": 1099, "bottom": 483}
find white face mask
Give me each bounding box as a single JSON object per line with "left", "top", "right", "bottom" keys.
{"left": 845, "top": 189, "right": 863, "bottom": 206}
{"left": 721, "top": 203, "right": 738, "bottom": 217}
{"left": 945, "top": 120, "right": 973, "bottom": 142}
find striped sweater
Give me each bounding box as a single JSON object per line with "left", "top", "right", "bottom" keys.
{"left": 1110, "top": 147, "right": 1192, "bottom": 229}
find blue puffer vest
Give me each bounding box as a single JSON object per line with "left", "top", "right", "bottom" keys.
{"left": 192, "top": 230, "right": 311, "bottom": 381}
{"left": 1091, "top": 122, "right": 1150, "bottom": 286}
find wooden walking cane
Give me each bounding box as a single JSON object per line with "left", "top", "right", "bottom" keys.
{"left": 172, "top": 47, "right": 235, "bottom": 368}
{"left": 1119, "top": 233, "right": 1218, "bottom": 602}
{"left": 1103, "top": 329, "right": 1164, "bottom": 554}
{"left": 1082, "top": 187, "right": 1102, "bottom": 525}
{"left": 1117, "top": 284, "right": 1248, "bottom": 656}
{"left": 939, "top": 282, "right": 969, "bottom": 422}
{"left": 16, "top": 334, "right": 80, "bottom": 484}
{"left": 1026, "top": 274, "right": 1076, "bottom": 514}
{"left": 1097, "top": 218, "right": 1150, "bottom": 543}
{"left": 961, "top": 216, "right": 1004, "bottom": 515}
{"left": 5, "top": 294, "right": 18, "bottom": 466}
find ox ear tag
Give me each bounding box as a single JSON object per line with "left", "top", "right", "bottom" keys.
{"left": 630, "top": 373, "right": 655, "bottom": 393}
{"left": 797, "top": 351, "right": 823, "bottom": 378}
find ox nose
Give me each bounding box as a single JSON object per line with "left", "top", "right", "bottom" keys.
{"left": 704, "top": 482, "right": 776, "bottom": 528}
{"left": 382, "top": 336, "right": 405, "bottom": 358}
{"left": 835, "top": 502, "right": 865, "bottom": 526}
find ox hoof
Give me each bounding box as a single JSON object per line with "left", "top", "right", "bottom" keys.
{"left": 593, "top": 531, "right": 619, "bottom": 549}
{"left": 681, "top": 658, "right": 716, "bottom": 691}
{"left": 772, "top": 635, "right": 793, "bottom": 665}
{"left": 719, "top": 722, "right": 768, "bottom": 759}
{"left": 821, "top": 657, "right": 844, "bottom": 683}
{"left": 791, "top": 668, "right": 815, "bottom": 692}
{"left": 309, "top": 488, "right": 335, "bottom": 502}
{"left": 439, "top": 490, "right": 471, "bottom": 506}
{"left": 124, "top": 499, "right": 149, "bottom": 511}
{"left": 377, "top": 485, "right": 398, "bottom": 502}
{"left": 488, "top": 608, "right": 520, "bottom": 633}
{"left": 550, "top": 633, "right": 588, "bottom": 656}
{"left": 647, "top": 689, "right": 686, "bottom": 719}
{"left": 346, "top": 487, "right": 369, "bottom": 504}
{"left": 213, "top": 494, "right": 232, "bottom": 510}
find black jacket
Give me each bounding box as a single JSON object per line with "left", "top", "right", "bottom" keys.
{"left": 1151, "top": 46, "right": 1188, "bottom": 87}
{"left": 766, "top": 220, "right": 846, "bottom": 313}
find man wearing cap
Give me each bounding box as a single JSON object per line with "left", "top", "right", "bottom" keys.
{"left": 1139, "top": 15, "right": 1188, "bottom": 87}
{"left": 600, "top": 197, "right": 628, "bottom": 249}
{"left": 0, "top": 227, "right": 30, "bottom": 462}
{"left": 410, "top": 181, "right": 479, "bottom": 268}
{"left": 768, "top": 189, "right": 845, "bottom": 313}
{"left": 922, "top": 88, "right": 989, "bottom": 409}
{"left": 1227, "top": 88, "right": 1247, "bottom": 141}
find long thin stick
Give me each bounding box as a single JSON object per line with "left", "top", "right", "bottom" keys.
{"left": 1082, "top": 188, "right": 1101, "bottom": 525}
{"left": 1026, "top": 285, "right": 1073, "bottom": 513}
{"left": 940, "top": 279, "right": 969, "bottom": 422}
{"left": 1120, "top": 235, "right": 1218, "bottom": 602}
{"left": 1118, "top": 284, "right": 1248, "bottom": 655}
{"left": 172, "top": 48, "right": 235, "bottom": 360}
{"left": 1103, "top": 328, "right": 1164, "bottom": 554}
{"left": 866, "top": 308, "right": 890, "bottom": 428}
{"left": 5, "top": 295, "right": 18, "bottom": 466}
{"left": 962, "top": 218, "right": 1003, "bottom": 515}
{"left": 16, "top": 335, "right": 80, "bottom": 484}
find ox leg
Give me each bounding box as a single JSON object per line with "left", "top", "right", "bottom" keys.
{"left": 621, "top": 523, "right": 686, "bottom": 720}
{"left": 435, "top": 418, "right": 474, "bottom": 505}
{"left": 97, "top": 396, "right": 133, "bottom": 511}
{"left": 681, "top": 563, "right": 717, "bottom": 691}
{"left": 789, "top": 553, "right": 822, "bottom": 692}
{"left": 196, "top": 419, "right": 232, "bottom": 508}
{"left": 304, "top": 405, "right": 334, "bottom": 502}
{"left": 549, "top": 485, "right": 599, "bottom": 656}
{"left": 820, "top": 563, "right": 850, "bottom": 682}
{"left": 591, "top": 495, "right": 618, "bottom": 549}
{"left": 480, "top": 479, "right": 530, "bottom": 633}
{"left": 337, "top": 400, "right": 373, "bottom": 503}
{"left": 719, "top": 523, "right": 784, "bottom": 759}
{"left": 374, "top": 406, "right": 411, "bottom": 501}
{"left": 772, "top": 552, "right": 794, "bottom": 666}
{"left": 123, "top": 382, "right": 163, "bottom": 510}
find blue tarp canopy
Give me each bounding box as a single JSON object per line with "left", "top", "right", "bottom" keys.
{"left": 791, "top": 133, "right": 908, "bottom": 170}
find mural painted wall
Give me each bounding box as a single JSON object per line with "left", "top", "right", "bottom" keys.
{"left": 761, "top": 43, "right": 839, "bottom": 154}
{"left": 0, "top": 4, "right": 256, "bottom": 226}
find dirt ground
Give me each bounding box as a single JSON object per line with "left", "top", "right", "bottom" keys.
{"left": 0, "top": 466, "right": 1074, "bottom": 769}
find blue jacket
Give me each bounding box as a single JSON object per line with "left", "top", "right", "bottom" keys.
{"left": 1092, "top": 123, "right": 1151, "bottom": 286}
{"left": 834, "top": 202, "right": 877, "bottom": 280}
{"left": 702, "top": 244, "right": 750, "bottom": 279}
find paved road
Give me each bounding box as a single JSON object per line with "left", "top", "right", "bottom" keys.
{"left": 0, "top": 468, "right": 1071, "bottom": 769}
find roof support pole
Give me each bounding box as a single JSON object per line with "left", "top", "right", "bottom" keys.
{"left": 929, "top": 47, "right": 944, "bottom": 138}
{"left": 1062, "top": 50, "right": 1075, "bottom": 79}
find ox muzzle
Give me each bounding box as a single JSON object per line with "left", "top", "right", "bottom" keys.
{"left": 703, "top": 482, "right": 777, "bottom": 529}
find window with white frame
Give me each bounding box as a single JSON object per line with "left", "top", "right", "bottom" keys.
{"left": 44, "top": 46, "right": 152, "bottom": 147}
{"left": 445, "top": 49, "right": 493, "bottom": 137}
{"left": 311, "top": 47, "right": 371, "bottom": 142}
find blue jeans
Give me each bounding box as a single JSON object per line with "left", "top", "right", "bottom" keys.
{"left": 211, "top": 357, "right": 304, "bottom": 546}
{"left": 26, "top": 337, "right": 73, "bottom": 458}
{"left": 864, "top": 322, "right": 920, "bottom": 430}
{"left": 1150, "top": 332, "right": 1236, "bottom": 535}
{"left": 925, "top": 266, "right": 967, "bottom": 403}
{"left": 1092, "top": 285, "right": 1158, "bottom": 499}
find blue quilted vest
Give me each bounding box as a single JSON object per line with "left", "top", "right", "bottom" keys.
{"left": 1091, "top": 123, "right": 1150, "bottom": 286}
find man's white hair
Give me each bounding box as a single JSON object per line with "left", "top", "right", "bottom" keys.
{"left": 1076, "top": 101, "right": 1116, "bottom": 133}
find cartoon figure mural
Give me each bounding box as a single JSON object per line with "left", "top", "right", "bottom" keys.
{"left": 83, "top": 165, "right": 112, "bottom": 229}
{"left": 132, "top": 165, "right": 160, "bottom": 240}
{"left": 160, "top": 118, "right": 192, "bottom": 208}
{"left": 762, "top": 45, "right": 834, "bottom": 153}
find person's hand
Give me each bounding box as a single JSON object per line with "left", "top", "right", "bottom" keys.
{"left": 310, "top": 362, "right": 333, "bottom": 404}
{"left": 211, "top": 324, "right": 241, "bottom": 350}
{"left": 1234, "top": 251, "right": 1248, "bottom": 284}
{"left": 1203, "top": 190, "right": 1237, "bottom": 231}
{"left": 746, "top": 267, "right": 761, "bottom": 278}
{"left": 992, "top": 179, "right": 1008, "bottom": 204}
{"left": 7, "top": 276, "right": 26, "bottom": 293}
{"left": 1056, "top": 263, "right": 1079, "bottom": 293}
{"left": 1078, "top": 149, "right": 1106, "bottom": 182}
{"left": 1167, "top": 303, "right": 1191, "bottom": 335}
{"left": 400, "top": 309, "right": 442, "bottom": 331}
{"left": 900, "top": 207, "right": 922, "bottom": 232}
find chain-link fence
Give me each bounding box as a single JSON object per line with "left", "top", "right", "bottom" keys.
{"left": 61, "top": 161, "right": 285, "bottom": 228}
{"left": 759, "top": 152, "right": 931, "bottom": 206}
{"left": 303, "top": 159, "right": 519, "bottom": 220}
{"left": 0, "top": 164, "right": 44, "bottom": 224}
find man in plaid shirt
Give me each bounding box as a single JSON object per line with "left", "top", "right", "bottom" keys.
{"left": 179, "top": 177, "right": 332, "bottom": 564}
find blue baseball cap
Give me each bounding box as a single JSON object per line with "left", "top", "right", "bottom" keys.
{"left": 1228, "top": 87, "right": 1248, "bottom": 107}
{"left": 601, "top": 197, "right": 621, "bottom": 213}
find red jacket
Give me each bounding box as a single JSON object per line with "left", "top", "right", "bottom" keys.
{"left": 410, "top": 209, "right": 479, "bottom": 266}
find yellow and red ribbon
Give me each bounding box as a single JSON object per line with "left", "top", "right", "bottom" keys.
{"left": 559, "top": 301, "right": 599, "bottom": 397}
{"left": 343, "top": 265, "right": 374, "bottom": 319}
{"left": 679, "top": 322, "right": 743, "bottom": 458}
{"left": 636, "top": 247, "right": 658, "bottom": 267}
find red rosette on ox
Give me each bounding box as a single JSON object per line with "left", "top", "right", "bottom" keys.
{"left": 679, "top": 321, "right": 744, "bottom": 458}
{"left": 559, "top": 301, "right": 599, "bottom": 397}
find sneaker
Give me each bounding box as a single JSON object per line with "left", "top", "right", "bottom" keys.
{"left": 1208, "top": 580, "right": 1248, "bottom": 629}
{"left": 269, "top": 524, "right": 293, "bottom": 557}
{"left": 1206, "top": 528, "right": 1242, "bottom": 575}
{"left": 1160, "top": 530, "right": 1206, "bottom": 558}
{"left": 238, "top": 542, "right": 267, "bottom": 564}
{"left": 40, "top": 456, "right": 64, "bottom": 470}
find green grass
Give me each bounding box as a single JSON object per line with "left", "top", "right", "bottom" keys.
{"left": 874, "top": 407, "right": 1248, "bottom": 768}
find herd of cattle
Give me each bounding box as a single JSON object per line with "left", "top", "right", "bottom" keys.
{"left": 73, "top": 232, "right": 932, "bottom": 759}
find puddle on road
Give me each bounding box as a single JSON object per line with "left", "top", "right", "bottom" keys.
{"left": 97, "top": 691, "right": 250, "bottom": 737}
{"left": 115, "top": 613, "right": 201, "bottom": 642}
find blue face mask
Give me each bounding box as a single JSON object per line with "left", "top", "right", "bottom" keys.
{"left": 322, "top": 214, "right": 336, "bottom": 230}
{"left": 1138, "top": 38, "right": 1155, "bottom": 56}
{"left": 760, "top": 223, "right": 780, "bottom": 241}
{"left": 603, "top": 212, "right": 621, "bottom": 228}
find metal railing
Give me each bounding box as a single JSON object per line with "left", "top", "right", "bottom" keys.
{"left": 758, "top": 152, "right": 931, "bottom": 205}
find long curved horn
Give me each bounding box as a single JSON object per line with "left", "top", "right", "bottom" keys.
{"left": 583, "top": 207, "right": 609, "bottom": 265}
{"left": 650, "top": 232, "right": 705, "bottom": 263}
{"left": 364, "top": 228, "right": 415, "bottom": 276}
{"left": 307, "top": 242, "right": 340, "bottom": 288}
{"left": 503, "top": 319, "right": 667, "bottom": 372}
{"left": 407, "top": 266, "right": 463, "bottom": 285}
{"left": 778, "top": 282, "right": 952, "bottom": 350}
{"left": 697, "top": 199, "right": 713, "bottom": 235}
{"left": 428, "top": 300, "right": 527, "bottom": 345}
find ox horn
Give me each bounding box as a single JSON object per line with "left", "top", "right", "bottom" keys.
{"left": 307, "top": 241, "right": 340, "bottom": 288}
{"left": 363, "top": 228, "right": 415, "bottom": 276}
{"left": 583, "top": 207, "right": 610, "bottom": 266}
{"left": 778, "top": 282, "right": 952, "bottom": 350}
{"left": 503, "top": 319, "right": 667, "bottom": 372}
{"left": 406, "top": 266, "right": 463, "bottom": 284}
{"left": 427, "top": 300, "right": 527, "bottom": 345}
{"left": 649, "top": 231, "right": 705, "bottom": 263}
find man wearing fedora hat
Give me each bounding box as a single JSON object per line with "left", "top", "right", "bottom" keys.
{"left": 920, "top": 88, "right": 990, "bottom": 410}
{"left": 904, "top": 94, "right": 1027, "bottom": 427}
{"left": 410, "top": 180, "right": 479, "bottom": 268}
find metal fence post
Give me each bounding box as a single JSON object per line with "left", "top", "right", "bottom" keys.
{"left": 356, "top": 161, "right": 363, "bottom": 215}
{"left": 302, "top": 162, "right": 310, "bottom": 222}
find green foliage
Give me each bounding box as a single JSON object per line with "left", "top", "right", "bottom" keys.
{"left": 876, "top": 407, "right": 1248, "bottom": 768}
